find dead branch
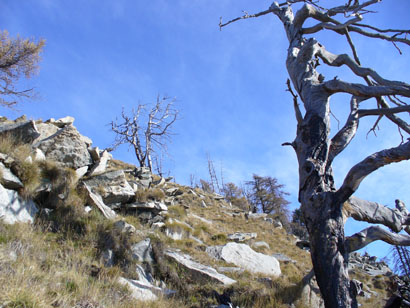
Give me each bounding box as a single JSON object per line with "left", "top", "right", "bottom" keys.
{"left": 346, "top": 226, "right": 410, "bottom": 253}
{"left": 337, "top": 140, "right": 410, "bottom": 201}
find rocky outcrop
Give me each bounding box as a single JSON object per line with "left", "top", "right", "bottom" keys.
{"left": 165, "top": 249, "right": 237, "bottom": 285}
{"left": 0, "top": 184, "right": 38, "bottom": 224}
{"left": 37, "top": 125, "right": 92, "bottom": 169}
{"left": 206, "top": 242, "right": 281, "bottom": 277}
{"left": 83, "top": 170, "right": 134, "bottom": 205}
{"left": 349, "top": 252, "right": 392, "bottom": 276}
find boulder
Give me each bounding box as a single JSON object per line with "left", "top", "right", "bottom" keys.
{"left": 0, "top": 162, "right": 23, "bottom": 190}
{"left": 0, "top": 120, "right": 40, "bottom": 144}
{"left": 0, "top": 184, "right": 38, "bottom": 224}
{"left": 83, "top": 170, "right": 134, "bottom": 205}
{"left": 126, "top": 201, "right": 167, "bottom": 213}
{"left": 206, "top": 243, "right": 281, "bottom": 277}
{"left": 37, "top": 125, "right": 92, "bottom": 169}
{"left": 227, "top": 232, "right": 257, "bottom": 242}
{"left": 165, "top": 249, "right": 236, "bottom": 286}
{"left": 271, "top": 253, "right": 296, "bottom": 264}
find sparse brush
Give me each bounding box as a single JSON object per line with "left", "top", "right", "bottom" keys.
{"left": 167, "top": 205, "right": 186, "bottom": 218}
{"left": 135, "top": 188, "right": 165, "bottom": 203}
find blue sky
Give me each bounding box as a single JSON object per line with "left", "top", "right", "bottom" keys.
{"left": 1, "top": 0, "right": 409, "bottom": 262}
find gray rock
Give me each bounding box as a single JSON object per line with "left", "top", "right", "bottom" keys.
{"left": 32, "top": 122, "right": 60, "bottom": 146}
{"left": 89, "top": 150, "right": 111, "bottom": 176}
{"left": 37, "top": 125, "right": 92, "bottom": 169}
{"left": 75, "top": 166, "right": 89, "bottom": 179}
{"left": 31, "top": 148, "right": 46, "bottom": 162}
{"left": 0, "top": 162, "right": 23, "bottom": 190}
{"left": 117, "top": 277, "right": 159, "bottom": 301}
{"left": 49, "top": 116, "right": 75, "bottom": 128}
{"left": 295, "top": 271, "right": 324, "bottom": 308}
{"left": 84, "top": 184, "right": 116, "bottom": 219}
{"left": 227, "top": 232, "right": 257, "bottom": 242}
{"left": 127, "top": 201, "right": 167, "bottom": 213}
{"left": 0, "top": 120, "right": 40, "bottom": 144}
{"left": 88, "top": 147, "right": 100, "bottom": 162}
{"left": 206, "top": 242, "right": 281, "bottom": 277}
{"left": 131, "top": 238, "right": 153, "bottom": 264}
{"left": 114, "top": 220, "right": 136, "bottom": 234}
{"left": 83, "top": 170, "right": 134, "bottom": 205}
{"left": 0, "top": 184, "right": 38, "bottom": 224}
{"left": 165, "top": 249, "right": 236, "bottom": 285}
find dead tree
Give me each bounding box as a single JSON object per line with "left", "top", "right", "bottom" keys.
{"left": 221, "top": 1, "right": 410, "bottom": 307}
{"left": 110, "top": 96, "right": 178, "bottom": 172}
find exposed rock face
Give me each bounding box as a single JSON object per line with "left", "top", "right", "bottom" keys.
{"left": 0, "top": 184, "right": 38, "bottom": 224}
{"left": 83, "top": 170, "right": 134, "bottom": 205}
{"left": 165, "top": 249, "right": 237, "bottom": 285}
{"left": 206, "top": 242, "right": 281, "bottom": 277}
{"left": 0, "top": 120, "right": 40, "bottom": 143}
{"left": 37, "top": 125, "right": 92, "bottom": 169}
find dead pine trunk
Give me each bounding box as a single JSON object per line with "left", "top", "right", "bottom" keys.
{"left": 294, "top": 93, "right": 357, "bottom": 307}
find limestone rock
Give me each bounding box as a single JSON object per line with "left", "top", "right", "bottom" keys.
{"left": 0, "top": 120, "right": 40, "bottom": 144}
{"left": 37, "top": 125, "right": 92, "bottom": 169}
{"left": 75, "top": 166, "right": 89, "bottom": 179}
{"left": 245, "top": 213, "right": 267, "bottom": 220}
{"left": 0, "top": 184, "right": 38, "bottom": 224}
{"left": 206, "top": 243, "right": 281, "bottom": 277}
{"left": 165, "top": 249, "right": 236, "bottom": 285}
{"left": 0, "top": 162, "right": 23, "bottom": 190}
{"left": 83, "top": 170, "right": 134, "bottom": 205}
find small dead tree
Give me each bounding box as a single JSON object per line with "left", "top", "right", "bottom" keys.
{"left": 221, "top": 1, "right": 410, "bottom": 307}
{"left": 0, "top": 30, "right": 45, "bottom": 108}
{"left": 110, "top": 96, "right": 178, "bottom": 172}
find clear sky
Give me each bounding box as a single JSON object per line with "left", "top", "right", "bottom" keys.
{"left": 1, "top": 0, "right": 409, "bottom": 263}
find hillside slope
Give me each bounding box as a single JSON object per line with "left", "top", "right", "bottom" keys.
{"left": 0, "top": 116, "right": 395, "bottom": 308}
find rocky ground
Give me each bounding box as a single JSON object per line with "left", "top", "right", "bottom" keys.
{"left": 0, "top": 116, "right": 402, "bottom": 308}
